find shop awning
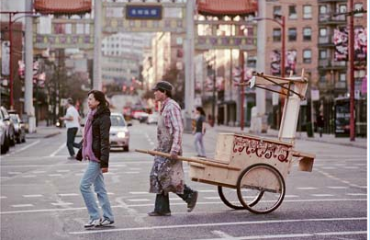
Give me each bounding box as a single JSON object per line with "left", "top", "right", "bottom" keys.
{"left": 34, "top": 0, "right": 92, "bottom": 14}
{"left": 197, "top": 0, "right": 258, "bottom": 17}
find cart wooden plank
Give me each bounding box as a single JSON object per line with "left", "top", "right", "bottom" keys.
{"left": 135, "top": 149, "right": 241, "bottom": 171}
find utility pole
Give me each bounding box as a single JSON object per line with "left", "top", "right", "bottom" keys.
{"left": 348, "top": 0, "right": 355, "bottom": 141}
{"left": 93, "top": 0, "right": 102, "bottom": 90}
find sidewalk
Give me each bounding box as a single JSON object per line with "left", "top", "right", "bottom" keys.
{"left": 26, "top": 121, "right": 62, "bottom": 139}
{"left": 208, "top": 124, "right": 367, "bottom": 149}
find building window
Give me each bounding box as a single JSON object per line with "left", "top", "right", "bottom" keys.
{"left": 273, "top": 6, "right": 281, "bottom": 17}
{"left": 273, "top": 28, "right": 281, "bottom": 42}
{"left": 319, "top": 50, "right": 327, "bottom": 59}
{"left": 319, "top": 5, "right": 327, "bottom": 14}
{"left": 354, "top": 3, "right": 364, "bottom": 17}
{"left": 303, "top": 27, "right": 312, "bottom": 41}
{"left": 303, "top": 49, "right": 312, "bottom": 63}
{"left": 303, "top": 5, "right": 312, "bottom": 19}
{"left": 339, "top": 73, "right": 346, "bottom": 82}
{"left": 289, "top": 5, "right": 297, "bottom": 19}
{"left": 288, "top": 28, "right": 297, "bottom": 41}
{"left": 319, "top": 75, "right": 326, "bottom": 82}
{"left": 319, "top": 28, "right": 327, "bottom": 37}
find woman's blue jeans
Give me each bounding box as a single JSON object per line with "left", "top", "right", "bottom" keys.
{"left": 194, "top": 132, "right": 206, "bottom": 156}
{"left": 80, "top": 161, "right": 114, "bottom": 221}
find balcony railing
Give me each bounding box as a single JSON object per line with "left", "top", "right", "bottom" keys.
{"left": 319, "top": 14, "right": 346, "bottom": 23}
{"left": 318, "top": 60, "right": 347, "bottom": 69}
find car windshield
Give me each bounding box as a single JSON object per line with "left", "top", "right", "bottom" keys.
{"left": 10, "top": 115, "right": 18, "bottom": 123}
{"left": 110, "top": 115, "right": 126, "bottom": 127}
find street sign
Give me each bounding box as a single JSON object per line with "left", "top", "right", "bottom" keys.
{"left": 126, "top": 4, "right": 162, "bottom": 20}
{"left": 2, "top": 41, "right": 10, "bottom": 76}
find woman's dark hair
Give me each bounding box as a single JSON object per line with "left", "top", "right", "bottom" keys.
{"left": 88, "top": 90, "right": 109, "bottom": 108}
{"left": 196, "top": 106, "right": 205, "bottom": 116}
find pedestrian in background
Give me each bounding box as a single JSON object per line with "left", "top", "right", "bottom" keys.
{"left": 316, "top": 113, "right": 325, "bottom": 138}
{"left": 193, "top": 106, "right": 206, "bottom": 157}
{"left": 148, "top": 81, "right": 198, "bottom": 216}
{"left": 60, "top": 98, "right": 81, "bottom": 159}
{"left": 76, "top": 90, "right": 114, "bottom": 228}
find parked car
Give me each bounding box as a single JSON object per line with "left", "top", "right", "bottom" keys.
{"left": 8, "top": 111, "right": 26, "bottom": 143}
{"left": 0, "top": 117, "right": 9, "bottom": 154}
{"left": 137, "top": 112, "right": 149, "bottom": 123}
{"left": 147, "top": 112, "right": 159, "bottom": 125}
{"left": 110, "top": 113, "right": 131, "bottom": 152}
{"left": 0, "top": 107, "right": 16, "bottom": 148}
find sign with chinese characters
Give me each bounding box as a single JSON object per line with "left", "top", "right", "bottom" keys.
{"left": 103, "top": 2, "right": 186, "bottom": 33}
{"left": 195, "top": 36, "right": 256, "bottom": 51}
{"left": 126, "top": 4, "right": 162, "bottom": 20}
{"left": 333, "top": 27, "right": 348, "bottom": 61}
{"left": 34, "top": 34, "right": 93, "bottom": 49}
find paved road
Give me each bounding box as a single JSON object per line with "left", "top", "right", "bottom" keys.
{"left": 0, "top": 123, "right": 367, "bottom": 240}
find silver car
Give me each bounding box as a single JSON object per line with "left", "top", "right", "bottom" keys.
{"left": 110, "top": 113, "right": 131, "bottom": 151}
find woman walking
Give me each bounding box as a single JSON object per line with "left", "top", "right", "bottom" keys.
{"left": 193, "top": 106, "right": 206, "bottom": 157}
{"left": 77, "top": 90, "right": 114, "bottom": 228}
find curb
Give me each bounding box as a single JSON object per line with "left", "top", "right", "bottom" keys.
{"left": 26, "top": 131, "right": 61, "bottom": 139}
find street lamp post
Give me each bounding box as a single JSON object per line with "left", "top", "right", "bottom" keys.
{"left": 0, "top": 11, "right": 36, "bottom": 109}
{"left": 254, "top": 15, "right": 285, "bottom": 77}
{"left": 253, "top": 15, "right": 285, "bottom": 128}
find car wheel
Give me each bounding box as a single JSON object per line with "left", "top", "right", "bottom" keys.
{"left": 124, "top": 146, "right": 129, "bottom": 152}
{"left": 1, "top": 137, "right": 9, "bottom": 154}
{"left": 22, "top": 135, "right": 26, "bottom": 143}
{"left": 9, "top": 135, "right": 15, "bottom": 146}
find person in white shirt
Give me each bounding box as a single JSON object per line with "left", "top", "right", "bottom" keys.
{"left": 60, "top": 98, "right": 81, "bottom": 159}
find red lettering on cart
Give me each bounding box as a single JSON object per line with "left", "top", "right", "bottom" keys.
{"left": 232, "top": 136, "right": 289, "bottom": 162}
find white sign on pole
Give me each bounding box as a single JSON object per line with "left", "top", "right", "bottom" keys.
{"left": 272, "top": 92, "right": 279, "bottom": 106}
{"left": 2, "top": 41, "right": 10, "bottom": 76}
{"left": 311, "top": 89, "right": 320, "bottom": 101}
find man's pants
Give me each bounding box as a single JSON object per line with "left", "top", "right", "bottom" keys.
{"left": 154, "top": 185, "right": 195, "bottom": 214}
{"left": 67, "top": 127, "right": 80, "bottom": 156}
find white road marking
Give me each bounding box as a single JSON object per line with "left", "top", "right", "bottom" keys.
{"left": 51, "top": 202, "right": 73, "bottom": 206}
{"left": 346, "top": 193, "right": 367, "bottom": 196}
{"left": 311, "top": 194, "right": 335, "bottom": 197}
{"left": 129, "top": 192, "right": 148, "bottom": 195}
{"left": 48, "top": 174, "right": 63, "bottom": 177}
{"left": 195, "top": 231, "right": 367, "bottom": 240}
{"left": 123, "top": 172, "right": 140, "bottom": 174}
{"left": 127, "top": 199, "right": 150, "bottom": 202}
{"left": 22, "top": 175, "right": 36, "bottom": 178}
{"left": 58, "top": 193, "right": 79, "bottom": 197}
{"left": 107, "top": 192, "right": 115, "bottom": 195}
{"left": 7, "top": 140, "right": 41, "bottom": 156}
{"left": 11, "top": 204, "right": 34, "bottom": 208}
{"left": 68, "top": 217, "right": 367, "bottom": 235}
{"left": 198, "top": 190, "right": 217, "bottom": 193}
{"left": 320, "top": 167, "right": 336, "bottom": 169}
{"left": 23, "top": 195, "right": 43, "bottom": 198}
{"left": 297, "top": 187, "right": 317, "bottom": 190}
{"left": 0, "top": 196, "right": 7, "bottom": 199}
{"left": 50, "top": 143, "right": 66, "bottom": 157}
{"left": 343, "top": 166, "right": 359, "bottom": 169}
{"left": 1, "top": 198, "right": 366, "bottom": 215}
{"left": 56, "top": 170, "right": 70, "bottom": 173}
{"left": 327, "top": 186, "right": 348, "bottom": 189}
{"left": 32, "top": 171, "right": 46, "bottom": 174}
{"left": 8, "top": 172, "right": 21, "bottom": 175}
{"left": 284, "top": 195, "right": 299, "bottom": 198}
{"left": 316, "top": 169, "right": 366, "bottom": 189}
{"left": 211, "top": 230, "right": 236, "bottom": 239}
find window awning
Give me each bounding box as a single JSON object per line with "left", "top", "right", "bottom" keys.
{"left": 197, "top": 0, "right": 258, "bottom": 17}
{"left": 34, "top": 0, "right": 92, "bottom": 14}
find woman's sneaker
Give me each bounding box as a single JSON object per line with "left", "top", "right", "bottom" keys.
{"left": 84, "top": 219, "right": 101, "bottom": 228}
{"left": 100, "top": 218, "right": 114, "bottom": 227}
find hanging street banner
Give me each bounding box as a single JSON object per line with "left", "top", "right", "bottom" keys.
{"left": 354, "top": 27, "right": 367, "bottom": 61}
{"left": 1, "top": 41, "right": 10, "bottom": 76}
{"left": 333, "top": 27, "right": 348, "bottom": 61}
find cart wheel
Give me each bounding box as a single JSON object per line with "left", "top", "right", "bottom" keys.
{"left": 217, "top": 186, "right": 245, "bottom": 210}
{"left": 237, "top": 163, "right": 285, "bottom": 214}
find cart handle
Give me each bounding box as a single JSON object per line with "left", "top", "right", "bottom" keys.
{"left": 135, "top": 149, "right": 241, "bottom": 171}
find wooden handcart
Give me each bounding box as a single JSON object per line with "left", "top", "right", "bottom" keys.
{"left": 137, "top": 70, "right": 315, "bottom": 214}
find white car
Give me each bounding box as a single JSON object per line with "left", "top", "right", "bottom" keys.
{"left": 147, "top": 112, "right": 159, "bottom": 125}
{"left": 110, "top": 113, "right": 131, "bottom": 151}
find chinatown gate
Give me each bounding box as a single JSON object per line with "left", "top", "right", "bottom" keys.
{"left": 31, "top": 0, "right": 258, "bottom": 128}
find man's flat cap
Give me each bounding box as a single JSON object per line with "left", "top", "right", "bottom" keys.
{"left": 152, "top": 81, "right": 173, "bottom": 92}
